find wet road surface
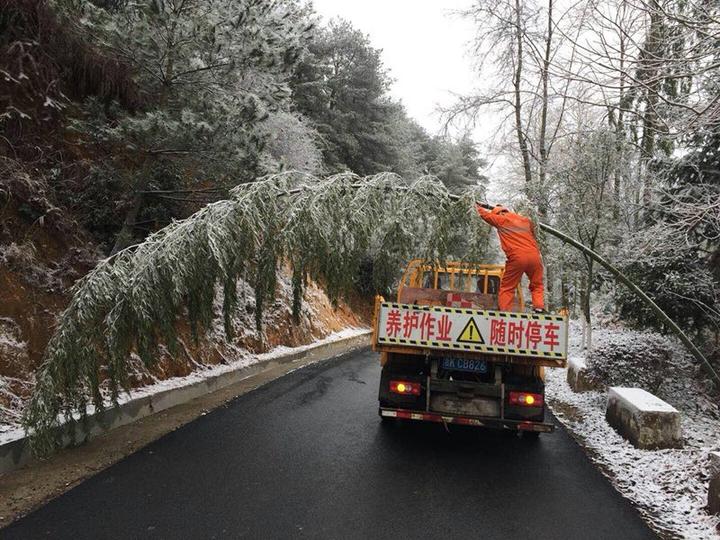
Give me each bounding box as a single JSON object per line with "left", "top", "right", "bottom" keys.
{"left": 4, "top": 348, "right": 656, "bottom": 539}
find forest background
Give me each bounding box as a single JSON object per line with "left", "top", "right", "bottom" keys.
{"left": 1, "top": 0, "right": 718, "bottom": 390}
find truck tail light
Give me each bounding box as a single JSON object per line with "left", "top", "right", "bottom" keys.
{"left": 390, "top": 380, "right": 422, "bottom": 396}
{"left": 509, "top": 391, "right": 543, "bottom": 407}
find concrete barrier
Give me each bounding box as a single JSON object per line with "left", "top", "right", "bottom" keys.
{"left": 0, "top": 331, "right": 371, "bottom": 475}
{"left": 566, "top": 357, "right": 593, "bottom": 392}
{"left": 707, "top": 451, "right": 720, "bottom": 514}
{"left": 605, "top": 387, "right": 682, "bottom": 450}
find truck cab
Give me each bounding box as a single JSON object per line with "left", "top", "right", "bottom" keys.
{"left": 372, "top": 260, "right": 568, "bottom": 437}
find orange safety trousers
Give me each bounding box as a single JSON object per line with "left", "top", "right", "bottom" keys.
{"left": 475, "top": 205, "right": 545, "bottom": 311}
{"left": 499, "top": 255, "right": 545, "bottom": 311}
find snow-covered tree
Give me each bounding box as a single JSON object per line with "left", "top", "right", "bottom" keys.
{"left": 614, "top": 128, "right": 720, "bottom": 352}
{"left": 23, "top": 173, "right": 486, "bottom": 455}
{"left": 62, "top": 0, "right": 315, "bottom": 253}
{"left": 292, "top": 18, "right": 399, "bottom": 175}
{"left": 552, "top": 129, "right": 626, "bottom": 349}
{"left": 259, "top": 111, "right": 324, "bottom": 175}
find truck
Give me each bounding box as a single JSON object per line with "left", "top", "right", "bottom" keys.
{"left": 372, "top": 259, "right": 568, "bottom": 438}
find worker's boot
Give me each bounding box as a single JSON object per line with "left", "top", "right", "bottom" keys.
{"left": 533, "top": 308, "right": 547, "bottom": 314}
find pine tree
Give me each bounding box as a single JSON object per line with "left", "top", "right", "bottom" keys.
{"left": 61, "top": 0, "right": 315, "bottom": 253}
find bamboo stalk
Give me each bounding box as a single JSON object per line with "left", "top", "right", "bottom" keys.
{"left": 464, "top": 198, "right": 719, "bottom": 385}
{"left": 251, "top": 187, "right": 717, "bottom": 383}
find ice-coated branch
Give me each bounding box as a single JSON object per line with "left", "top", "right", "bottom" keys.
{"left": 23, "top": 172, "right": 483, "bottom": 455}
{"left": 25, "top": 171, "right": 716, "bottom": 457}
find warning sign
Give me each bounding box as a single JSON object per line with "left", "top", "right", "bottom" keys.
{"left": 376, "top": 302, "right": 568, "bottom": 359}
{"left": 456, "top": 318, "right": 484, "bottom": 344}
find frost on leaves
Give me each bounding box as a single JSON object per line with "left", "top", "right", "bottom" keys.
{"left": 24, "top": 172, "right": 485, "bottom": 455}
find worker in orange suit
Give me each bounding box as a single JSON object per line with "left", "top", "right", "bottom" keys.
{"left": 475, "top": 204, "right": 545, "bottom": 313}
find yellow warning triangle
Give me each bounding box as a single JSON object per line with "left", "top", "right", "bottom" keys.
{"left": 457, "top": 317, "right": 485, "bottom": 344}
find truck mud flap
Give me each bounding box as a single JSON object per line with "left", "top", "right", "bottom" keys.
{"left": 380, "top": 408, "right": 555, "bottom": 433}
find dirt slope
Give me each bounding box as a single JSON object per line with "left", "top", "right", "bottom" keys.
{"left": 0, "top": 169, "right": 369, "bottom": 428}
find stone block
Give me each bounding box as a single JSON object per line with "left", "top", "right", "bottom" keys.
{"left": 567, "top": 357, "right": 593, "bottom": 392}
{"left": 605, "top": 387, "right": 682, "bottom": 449}
{"left": 707, "top": 452, "right": 720, "bottom": 514}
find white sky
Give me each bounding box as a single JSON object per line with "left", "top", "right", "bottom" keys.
{"left": 310, "top": 0, "right": 511, "bottom": 195}
{"left": 310, "top": 0, "right": 479, "bottom": 137}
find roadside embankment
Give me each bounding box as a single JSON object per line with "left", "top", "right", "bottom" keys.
{"left": 546, "top": 320, "right": 720, "bottom": 539}
{"left": 0, "top": 328, "right": 370, "bottom": 524}
{"left": 1, "top": 266, "right": 368, "bottom": 443}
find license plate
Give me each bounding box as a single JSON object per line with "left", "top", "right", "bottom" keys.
{"left": 440, "top": 357, "right": 488, "bottom": 374}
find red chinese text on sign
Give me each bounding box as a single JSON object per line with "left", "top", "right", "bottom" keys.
{"left": 543, "top": 322, "right": 560, "bottom": 351}
{"left": 436, "top": 315, "right": 453, "bottom": 341}
{"left": 377, "top": 303, "right": 567, "bottom": 359}
{"left": 490, "top": 319, "right": 507, "bottom": 346}
{"left": 386, "top": 309, "right": 401, "bottom": 338}
{"left": 420, "top": 312, "right": 436, "bottom": 340}
{"left": 507, "top": 321, "right": 524, "bottom": 348}
{"left": 525, "top": 321, "right": 542, "bottom": 350}
{"left": 402, "top": 311, "right": 419, "bottom": 338}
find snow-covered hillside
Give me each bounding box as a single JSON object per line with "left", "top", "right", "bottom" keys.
{"left": 0, "top": 269, "right": 368, "bottom": 441}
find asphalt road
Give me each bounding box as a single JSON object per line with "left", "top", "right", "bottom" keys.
{"left": 4, "top": 348, "right": 656, "bottom": 539}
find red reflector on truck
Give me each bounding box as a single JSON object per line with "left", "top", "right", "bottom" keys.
{"left": 390, "top": 380, "right": 422, "bottom": 396}
{"left": 509, "top": 391, "right": 543, "bottom": 407}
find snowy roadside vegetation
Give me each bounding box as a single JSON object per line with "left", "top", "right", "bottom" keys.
{"left": 0, "top": 270, "right": 367, "bottom": 443}
{"left": 0, "top": 326, "right": 367, "bottom": 446}
{"left": 2, "top": 0, "right": 487, "bottom": 454}
{"left": 547, "top": 320, "right": 720, "bottom": 539}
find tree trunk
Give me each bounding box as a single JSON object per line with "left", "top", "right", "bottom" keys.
{"left": 537, "top": 0, "right": 553, "bottom": 219}
{"left": 111, "top": 192, "right": 144, "bottom": 256}
{"left": 536, "top": 0, "right": 556, "bottom": 306}
{"left": 513, "top": 0, "right": 533, "bottom": 186}
{"left": 583, "top": 261, "right": 593, "bottom": 351}
{"left": 612, "top": 0, "right": 629, "bottom": 223}
{"left": 543, "top": 257, "right": 554, "bottom": 310}
{"left": 579, "top": 273, "right": 588, "bottom": 349}
{"left": 639, "top": 0, "right": 663, "bottom": 218}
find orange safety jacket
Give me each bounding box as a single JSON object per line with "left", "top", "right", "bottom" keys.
{"left": 476, "top": 205, "right": 540, "bottom": 260}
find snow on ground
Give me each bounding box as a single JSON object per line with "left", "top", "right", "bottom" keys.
{"left": 0, "top": 327, "right": 369, "bottom": 446}
{"left": 0, "top": 317, "right": 32, "bottom": 443}
{"left": 0, "top": 376, "right": 32, "bottom": 442}
{"left": 122, "top": 326, "right": 368, "bottom": 408}
{"left": 547, "top": 320, "right": 720, "bottom": 539}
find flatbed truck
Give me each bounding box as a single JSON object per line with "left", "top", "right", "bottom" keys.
{"left": 372, "top": 260, "right": 568, "bottom": 437}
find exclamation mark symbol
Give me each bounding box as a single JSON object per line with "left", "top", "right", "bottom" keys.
{"left": 469, "top": 325, "right": 474, "bottom": 340}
